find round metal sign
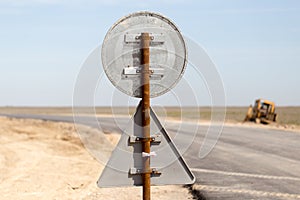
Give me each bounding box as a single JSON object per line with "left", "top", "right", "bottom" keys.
{"left": 102, "top": 11, "right": 187, "bottom": 98}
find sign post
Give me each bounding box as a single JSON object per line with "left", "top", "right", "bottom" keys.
{"left": 141, "top": 32, "right": 151, "bottom": 200}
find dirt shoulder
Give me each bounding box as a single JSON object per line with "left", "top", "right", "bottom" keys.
{"left": 0, "top": 117, "right": 193, "bottom": 200}
{"left": 164, "top": 116, "right": 300, "bottom": 134}
{"left": 224, "top": 121, "right": 300, "bottom": 133}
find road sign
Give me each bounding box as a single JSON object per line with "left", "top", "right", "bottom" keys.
{"left": 101, "top": 11, "right": 187, "bottom": 98}
{"left": 99, "top": 11, "right": 194, "bottom": 200}
{"left": 97, "top": 102, "right": 195, "bottom": 187}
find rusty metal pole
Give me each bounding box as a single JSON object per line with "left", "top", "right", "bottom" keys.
{"left": 141, "top": 32, "right": 151, "bottom": 200}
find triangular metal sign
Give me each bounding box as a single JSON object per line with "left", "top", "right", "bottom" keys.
{"left": 97, "top": 102, "right": 195, "bottom": 187}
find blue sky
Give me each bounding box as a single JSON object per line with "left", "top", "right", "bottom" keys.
{"left": 0, "top": 0, "right": 299, "bottom": 106}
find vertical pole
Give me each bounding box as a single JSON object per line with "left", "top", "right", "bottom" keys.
{"left": 141, "top": 32, "right": 151, "bottom": 200}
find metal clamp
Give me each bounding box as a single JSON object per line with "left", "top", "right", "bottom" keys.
{"left": 122, "top": 66, "right": 164, "bottom": 80}
{"left": 129, "top": 134, "right": 161, "bottom": 144}
{"left": 124, "top": 33, "right": 164, "bottom": 45}
{"left": 129, "top": 168, "right": 161, "bottom": 176}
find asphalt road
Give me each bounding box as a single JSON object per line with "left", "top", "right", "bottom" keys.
{"left": 3, "top": 114, "right": 300, "bottom": 200}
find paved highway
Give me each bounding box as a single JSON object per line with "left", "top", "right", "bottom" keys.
{"left": 3, "top": 114, "right": 300, "bottom": 200}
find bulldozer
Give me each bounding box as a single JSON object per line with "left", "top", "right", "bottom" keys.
{"left": 244, "top": 99, "right": 278, "bottom": 124}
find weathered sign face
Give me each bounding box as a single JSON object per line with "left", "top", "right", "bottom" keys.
{"left": 97, "top": 103, "right": 195, "bottom": 187}
{"left": 101, "top": 11, "right": 187, "bottom": 98}
{"left": 98, "top": 11, "right": 195, "bottom": 188}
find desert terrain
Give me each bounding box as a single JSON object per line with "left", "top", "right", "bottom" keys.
{"left": 0, "top": 107, "right": 299, "bottom": 199}
{"left": 0, "top": 116, "right": 193, "bottom": 200}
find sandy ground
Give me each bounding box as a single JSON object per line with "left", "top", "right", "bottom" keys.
{"left": 0, "top": 117, "right": 193, "bottom": 200}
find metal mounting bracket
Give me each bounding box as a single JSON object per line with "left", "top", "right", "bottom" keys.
{"left": 129, "top": 134, "right": 162, "bottom": 144}
{"left": 124, "top": 33, "right": 165, "bottom": 45}
{"left": 122, "top": 66, "right": 164, "bottom": 80}
{"left": 129, "top": 168, "right": 161, "bottom": 176}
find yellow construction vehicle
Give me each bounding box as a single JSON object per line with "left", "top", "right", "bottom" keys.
{"left": 244, "top": 99, "right": 278, "bottom": 124}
